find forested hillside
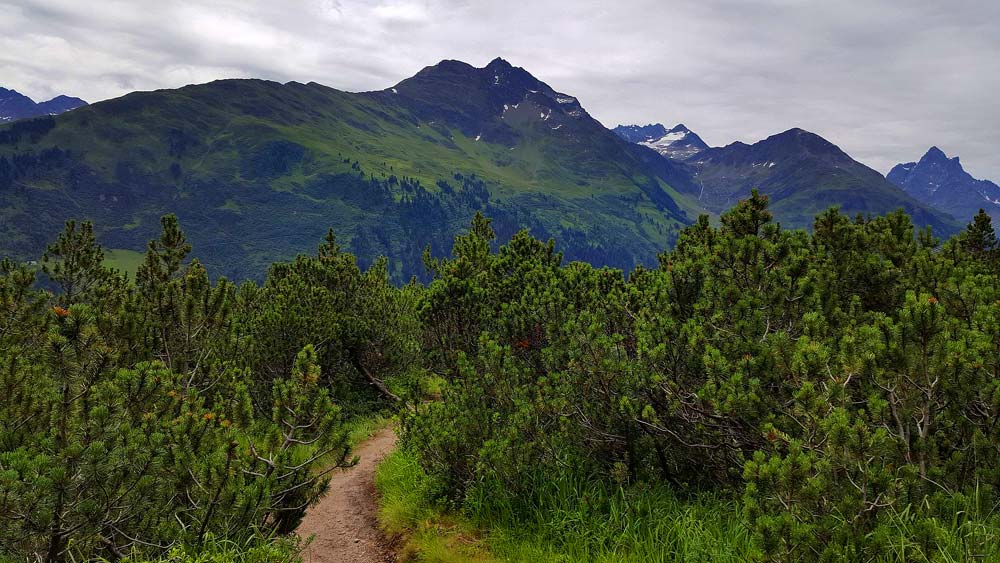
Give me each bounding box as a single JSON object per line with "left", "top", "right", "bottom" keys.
{"left": 1, "top": 58, "right": 965, "bottom": 283}
{"left": 0, "top": 59, "right": 698, "bottom": 281}
{"left": 4, "top": 198, "right": 1000, "bottom": 561}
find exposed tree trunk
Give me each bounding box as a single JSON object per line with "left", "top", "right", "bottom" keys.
{"left": 360, "top": 364, "right": 401, "bottom": 402}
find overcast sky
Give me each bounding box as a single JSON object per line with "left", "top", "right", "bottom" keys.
{"left": 2, "top": 0, "right": 997, "bottom": 179}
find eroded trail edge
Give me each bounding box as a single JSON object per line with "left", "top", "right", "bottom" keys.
{"left": 297, "top": 427, "right": 398, "bottom": 563}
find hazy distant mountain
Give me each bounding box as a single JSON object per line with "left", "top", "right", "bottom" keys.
{"left": 0, "top": 58, "right": 699, "bottom": 280}
{"left": 0, "top": 87, "right": 87, "bottom": 122}
{"left": 888, "top": 147, "right": 1000, "bottom": 223}
{"left": 685, "top": 128, "right": 959, "bottom": 232}
{"left": 614, "top": 123, "right": 709, "bottom": 161}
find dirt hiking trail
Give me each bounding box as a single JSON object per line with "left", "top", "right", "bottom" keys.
{"left": 298, "top": 427, "right": 398, "bottom": 563}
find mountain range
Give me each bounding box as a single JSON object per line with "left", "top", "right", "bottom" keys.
{"left": 888, "top": 147, "right": 1000, "bottom": 222}
{"left": 0, "top": 60, "right": 973, "bottom": 280}
{"left": 614, "top": 122, "right": 959, "bottom": 232}
{"left": 0, "top": 87, "right": 87, "bottom": 122}
{"left": 0, "top": 59, "right": 699, "bottom": 280}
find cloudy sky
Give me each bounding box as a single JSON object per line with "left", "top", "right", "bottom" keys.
{"left": 2, "top": 0, "right": 997, "bottom": 179}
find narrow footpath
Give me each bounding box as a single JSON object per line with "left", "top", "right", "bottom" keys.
{"left": 297, "top": 427, "right": 398, "bottom": 563}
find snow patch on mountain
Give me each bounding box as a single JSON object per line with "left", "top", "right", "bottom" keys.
{"left": 618, "top": 123, "right": 710, "bottom": 161}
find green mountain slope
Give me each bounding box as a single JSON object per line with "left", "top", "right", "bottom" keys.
{"left": 0, "top": 59, "right": 700, "bottom": 280}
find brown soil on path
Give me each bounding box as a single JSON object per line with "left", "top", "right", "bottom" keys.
{"left": 297, "top": 427, "right": 398, "bottom": 563}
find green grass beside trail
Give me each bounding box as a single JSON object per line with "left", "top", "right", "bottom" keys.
{"left": 375, "top": 448, "right": 757, "bottom": 563}
{"left": 376, "top": 448, "right": 1000, "bottom": 562}
{"left": 111, "top": 535, "right": 303, "bottom": 563}
{"left": 376, "top": 448, "right": 498, "bottom": 563}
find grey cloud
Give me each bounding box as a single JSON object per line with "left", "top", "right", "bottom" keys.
{"left": 1, "top": 0, "right": 997, "bottom": 179}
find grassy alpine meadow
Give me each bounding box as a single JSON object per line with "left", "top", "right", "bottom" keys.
{"left": 102, "top": 248, "right": 146, "bottom": 280}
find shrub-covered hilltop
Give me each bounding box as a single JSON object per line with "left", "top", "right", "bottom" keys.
{"left": 4, "top": 194, "right": 1000, "bottom": 561}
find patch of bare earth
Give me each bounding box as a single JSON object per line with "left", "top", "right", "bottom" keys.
{"left": 297, "top": 427, "right": 398, "bottom": 563}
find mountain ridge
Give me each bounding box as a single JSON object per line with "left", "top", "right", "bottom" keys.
{"left": 0, "top": 61, "right": 964, "bottom": 280}
{"left": 0, "top": 86, "right": 87, "bottom": 122}
{"left": 685, "top": 128, "right": 960, "bottom": 232}
{"left": 0, "top": 61, "right": 699, "bottom": 280}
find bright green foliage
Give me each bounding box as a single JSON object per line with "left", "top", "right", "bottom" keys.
{"left": 235, "top": 229, "right": 420, "bottom": 412}
{"left": 405, "top": 195, "right": 1000, "bottom": 561}
{"left": 8, "top": 195, "right": 1000, "bottom": 562}
{"left": 41, "top": 220, "right": 119, "bottom": 307}
{"left": 132, "top": 215, "right": 235, "bottom": 388}
{"left": 377, "top": 447, "right": 758, "bottom": 563}
{"left": 113, "top": 533, "right": 302, "bottom": 563}
{"left": 0, "top": 217, "right": 418, "bottom": 562}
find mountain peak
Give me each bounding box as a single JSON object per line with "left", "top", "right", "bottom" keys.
{"left": 414, "top": 59, "right": 477, "bottom": 77}
{"left": 776, "top": 127, "right": 809, "bottom": 137}
{"left": 486, "top": 57, "right": 513, "bottom": 70}
{"left": 614, "top": 122, "right": 708, "bottom": 161}
{"left": 920, "top": 146, "right": 966, "bottom": 169}
{"left": 0, "top": 85, "right": 86, "bottom": 122}
{"left": 888, "top": 147, "right": 1000, "bottom": 221}
{"left": 916, "top": 146, "right": 964, "bottom": 172}
{"left": 613, "top": 123, "right": 667, "bottom": 143}
{"left": 922, "top": 146, "right": 948, "bottom": 162}
{"left": 763, "top": 128, "right": 848, "bottom": 159}
{"left": 680, "top": 128, "right": 959, "bottom": 234}
{"left": 387, "top": 58, "right": 590, "bottom": 142}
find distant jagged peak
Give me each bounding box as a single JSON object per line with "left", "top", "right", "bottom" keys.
{"left": 887, "top": 146, "right": 1000, "bottom": 221}
{"left": 892, "top": 146, "right": 969, "bottom": 181}
{"left": 922, "top": 145, "right": 948, "bottom": 161}
{"left": 613, "top": 123, "right": 668, "bottom": 143}
{"left": 614, "top": 122, "right": 708, "bottom": 160}
{"left": 917, "top": 146, "right": 964, "bottom": 170}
